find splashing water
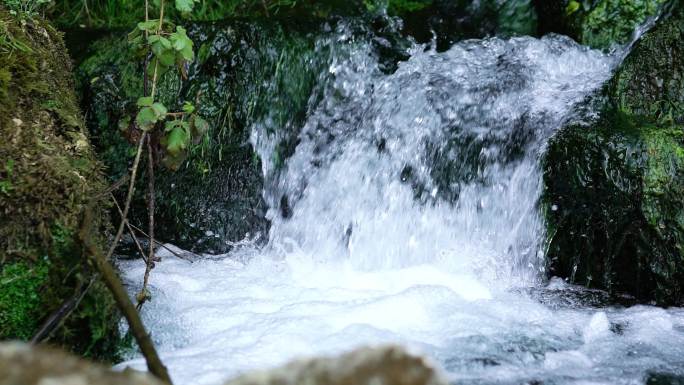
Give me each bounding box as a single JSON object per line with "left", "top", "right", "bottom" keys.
{"left": 117, "top": 26, "right": 684, "bottom": 385}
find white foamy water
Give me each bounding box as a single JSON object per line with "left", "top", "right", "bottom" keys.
{"left": 116, "top": 30, "right": 684, "bottom": 385}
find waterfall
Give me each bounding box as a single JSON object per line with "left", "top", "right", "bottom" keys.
{"left": 117, "top": 22, "right": 684, "bottom": 385}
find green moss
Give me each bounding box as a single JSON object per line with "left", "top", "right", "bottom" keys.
{"left": 542, "top": 1, "right": 684, "bottom": 305}
{"left": 49, "top": 0, "right": 376, "bottom": 29}
{"left": 579, "top": 0, "right": 667, "bottom": 49}
{"left": 543, "top": 111, "right": 684, "bottom": 304}
{"left": 536, "top": 0, "right": 670, "bottom": 50}
{"left": 0, "top": 259, "right": 49, "bottom": 339}
{"left": 0, "top": 7, "right": 120, "bottom": 360}
{"left": 386, "top": 0, "right": 433, "bottom": 14}
{"left": 608, "top": 3, "right": 684, "bottom": 124}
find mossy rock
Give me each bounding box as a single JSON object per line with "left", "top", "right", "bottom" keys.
{"left": 0, "top": 8, "right": 120, "bottom": 359}
{"left": 75, "top": 19, "right": 348, "bottom": 253}
{"left": 391, "top": 0, "right": 538, "bottom": 51}
{"left": 542, "top": 4, "right": 684, "bottom": 304}
{"left": 534, "top": 0, "right": 670, "bottom": 49}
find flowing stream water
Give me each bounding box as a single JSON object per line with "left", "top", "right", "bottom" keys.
{"left": 117, "top": 22, "right": 684, "bottom": 385}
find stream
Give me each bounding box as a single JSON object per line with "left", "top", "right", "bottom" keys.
{"left": 117, "top": 22, "right": 684, "bottom": 385}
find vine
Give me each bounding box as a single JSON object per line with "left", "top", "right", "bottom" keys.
{"left": 112, "top": 0, "right": 208, "bottom": 310}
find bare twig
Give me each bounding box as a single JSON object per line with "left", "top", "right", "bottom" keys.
{"left": 30, "top": 277, "right": 96, "bottom": 344}
{"left": 104, "top": 134, "right": 147, "bottom": 261}
{"left": 79, "top": 207, "right": 172, "bottom": 385}
{"left": 125, "top": 221, "right": 195, "bottom": 263}
{"left": 137, "top": 140, "right": 156, "bottom": 309}
{"left": 95, "top": 173, "right": 130, "bottom": 200}
{"left": 110, "top": 193, "right": 148, "bottom": 263}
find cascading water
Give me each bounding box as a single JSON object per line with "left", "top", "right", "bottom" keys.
{"left": 117, "top": 22, "right": 684, "bottom": 385}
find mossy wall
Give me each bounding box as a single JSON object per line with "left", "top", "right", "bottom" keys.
{"left": 534, "top": 0, "right": 670, "bottom": 49}
{"left": 542, "top": 3, "right": 684, "bottom": 304}
{"left": 0, "top": 7, "right": 120, "bottom": 359}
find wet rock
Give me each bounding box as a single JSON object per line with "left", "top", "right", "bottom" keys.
{"left": 534, "top": 0, "right": 669, "bottom": 49}
{"left": 0, "top": 9, "right": 119, "bottom": 357}
{"left": 76, "top": 20, "right": 329, "bottom": 254}
{"left": 224, "top": 345, "right": 447, "bottom": 385}
{"left": 542, "top": 4, "right": 684, "bottom": 305}
{"left": 394, "top": 0, "right": 538, "bottom": 51}
{"left": 647, "top": 372, "right": 684, "bottom": 385}
{"left": 0, "top": 342, "right": 163, "bottom": 385}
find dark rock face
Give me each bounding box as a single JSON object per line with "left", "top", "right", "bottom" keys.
{"left": 395, "top": 0, "right": 538, "bottom": 51}
{"left": 542, "top": 4, "right": 684, "bottom": 305}
{"left": 0, "top": 9, "right": 119, "bottom": 358}
{"left": 76, "top": 21, "right": 335, "bottom": 254}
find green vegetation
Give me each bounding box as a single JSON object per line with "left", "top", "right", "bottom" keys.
{"left": 0, "top": 6, "right": 120, "bottom": 359}
{"left": 536, "top": 0, "right": 669, "bottom": 49}
{"left": 49, "top": 0, "right": 380, "bottom": 29}
{"left": 76, "top": 18, "right": 332, "bottom": 253}
{"left": 0, "top": 259, "right": 49, "bottom": 340}
{"left": 543, "top": 3, "right": 684, "bottom": 304}
{"left": 2, "top": 0, "right": 50, "bottom": 17}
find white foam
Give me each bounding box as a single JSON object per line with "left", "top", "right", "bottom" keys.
{"left": 116, "top": 30, "right": 684, "bottom": 385}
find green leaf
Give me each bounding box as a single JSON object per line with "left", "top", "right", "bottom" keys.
{"left": 175, "top": 0, "right": 197, "bottom": 12}
{"left": 151, "top": 102, "right": 168, "bottom": 118}
{"left": 566, "top": 0, "right": 581, "bottom": 15}
{"left": 170, "top": 26, "right": 194, "bottom": 62}
{"left": 150, "top": 36, "right": 174, "bottom": 66}
{"left": 136, "top": 107, "right": 157, "bottom": 131}
{"left": 191, "top": 115, "right": 209, "bottom": 136}
{"left": 182, "top": 102, "right": 195, "bottom": 114}
{"left": 158, "top": 49, "right": 177, "bottom": 67}
{"left": 137, "top": 20, "right": 160, "bottom": 33}
{"left": 137, "top": 96, "right": 154, "bottom": 107}
{"left": 164, "top": 126, "right": 189, "bottom": 156}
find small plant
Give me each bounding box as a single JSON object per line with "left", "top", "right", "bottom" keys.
{"left": 0, "top": 159, "right": 14, "bottom": 195}
{"left": 2, "top": 0, "right": 51, "bottom": 17}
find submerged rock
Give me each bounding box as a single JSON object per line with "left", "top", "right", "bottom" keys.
{"left": 224, "top": 345, "right": 447, "bottom": 385}
{"left": 534, "top": 0, "right": 669, "bottom": 49}
{"left": 0, "top": 342, "right": 162, "bottom": 385}
{"left": 543, "top": 3, "right": 684, "bottom": 305}
{"left": 0, "top": 9, "right": 119, "bottom": 357}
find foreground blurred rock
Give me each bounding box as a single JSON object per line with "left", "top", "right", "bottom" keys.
{"left": 0, "top": 342, "right": 163, "bottom": 385}
{"left": 224, "top": 345, "right": 447, "bottom": 385}
{"left": 0, "top": 343, "right": 444, "bottom": 385}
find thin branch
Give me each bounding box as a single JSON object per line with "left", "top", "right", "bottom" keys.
{"left": 104, "top": 134, "right": 147, "bottom": 261}
{"left": 111, "top": 193, "right": 148, "bottom": 263}
{"left": 126, "top": 222, "right": 195, "bottom": 263}
{"left": 30, "top": 277, "right": 96, "bottom": 344}
{"left": 79, "top": 207, "right": 173, "bottom": 385}
{"left": 137, "top": 140, "right": 157, "bottom": 309}
{"left": 95, "top": 173, "right": 130, "bottom": 200}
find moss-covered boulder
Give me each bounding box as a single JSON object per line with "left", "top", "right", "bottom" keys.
{"left": 534, "top": 0, "right": 670, "bottom": 49}
{"left": 542, "top": 3, "right": 684, "bottom": 304}
{"left": 75, "top": 19, "right": 349, "bottom": 253}
{"left": 0, "top": 8, "right": 120, "bottom": 358}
